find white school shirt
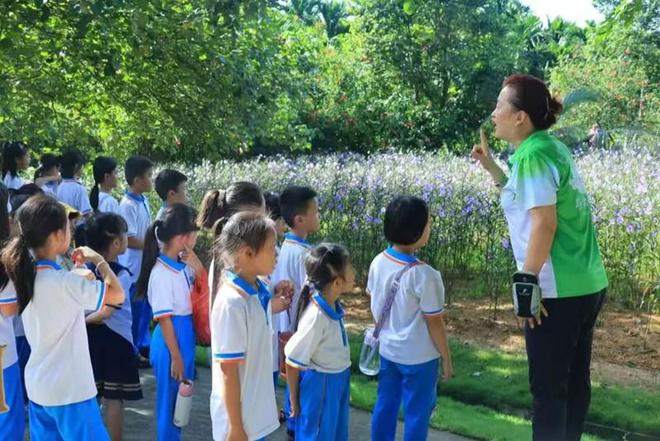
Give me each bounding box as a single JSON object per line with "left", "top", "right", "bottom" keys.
{"left": 118, "top": 192, "right": 152, "bottom": 283}
{"left": 98, "top": 191, "right": 120, "bottom": 214}
{"left": 147, "top": 254, "right": 194, "bottom": 320}
{"left": 3, "top": 173, "right": 25, "bottom": 190}
{"left": 41, "top": 181, "right": 59, "bottom": 197}
{"left": 367, "top": 247, "right": 445, "bottom": 366}
{"left": 270, "top": 233, "right": 311, "bottom": 333}
{"left": 155, "top": 203, "right": 167, "bottom": 221}
{"left": 0, "top": 281, "right": 18, "bottom": 368}
{"left": 285, "top": 292, "right": 350, "bottom": 374}
{"left": 23, "top": 259, "right": 107, "bottom": 406}
{"left": 210, "top": 271, "right": 278, "bottom": 441}
{"left": 56, "top": 179, "right": 93, "bottom": 215}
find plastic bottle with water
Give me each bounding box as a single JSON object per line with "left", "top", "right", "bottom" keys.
{"left": 173, "top": 380, "right": 194, "bottom": 428}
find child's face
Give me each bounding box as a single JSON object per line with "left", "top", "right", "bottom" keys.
{"left": 55, "top": 220, "right": 72, "bottom": 255}
{"left": 169, "top": 181, "right": 188, "bottom": 205}
{"left": 104, "top": 168, "right": 119, "bottom": 189}
{"left": 45, "top": 166, "right": 59, "bottom": 178}
{"left": 133, "top": 168, "right": 154, "bottom": 193}
{"left": 336, "top": 261, "right": 356, "bottom": 295}
{"left": 296, "top": 198, "right": 320, "bottom": 234}
{"left": 17, "top": 150, "right": 30, "bottom": 170}
{"left": 183, "top": 231, "right": 198, "bottom": 250}
{"left": 249, "top": 230, "right": 277, "bottom": 276}
{"left": 114, "top": 234, "right": 128, "bottom": 256}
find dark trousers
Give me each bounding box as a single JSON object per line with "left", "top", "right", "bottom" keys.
{"left": 525, "top": 290, "right": 606, "bottom": 441}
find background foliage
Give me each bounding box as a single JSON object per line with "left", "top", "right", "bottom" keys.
{"left": 1, "top": 0, "right": 657, "bottom": 160}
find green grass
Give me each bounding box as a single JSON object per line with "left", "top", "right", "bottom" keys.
{"left": 347, "top": 335, "right": 660, "bottom": 436}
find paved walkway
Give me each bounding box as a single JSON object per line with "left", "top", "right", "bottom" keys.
{"left": 122, "top": 367, "right": 472, "bottom": 441}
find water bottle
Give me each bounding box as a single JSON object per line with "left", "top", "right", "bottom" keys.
{"left": 358, "top": 327, "right": 381, "bottom": 376}
{"left": 173, "top": 380, "right": 194, "bottom": 428}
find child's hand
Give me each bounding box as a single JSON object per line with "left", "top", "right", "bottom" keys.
{"left": 71, "top": 247, "right": 103, "bottom": 265}
{"left": 441, "top": 358, "right": 454, "bottom": 383}
{"left": 289, "top": 399, "right": 300, "bottom": 418}
{"left": 227, "top": 425, "right": 248, "bottom": 441}
{"left": 181, "top": 247, "right": 204, "bottom": 273}
{"left": 275, "top": 280, "right": 294, "bottom": 300}
{"left": 171, "top": 352, "right": 184, "bottom": 382}
{"left": 71, "top": 267, "right": 97, "bottom": 281}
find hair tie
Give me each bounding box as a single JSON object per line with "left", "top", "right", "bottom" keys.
{"left": 154, "top": 225, "right": 162, "bottom": 243}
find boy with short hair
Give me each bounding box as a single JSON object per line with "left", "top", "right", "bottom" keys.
{"left": 118, "top": 155, "right": 154, "bottom": 363}
{"left": 56, "top": 149, "right": 92, "bottom": 217}
{"left": 154, "top": 169, "right": 188, "bottom": 220}
{"left": 269, "top": 185, "right": 320, "bottom": 438}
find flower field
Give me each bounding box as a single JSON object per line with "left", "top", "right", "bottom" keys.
{"left": 173, "top": 144, "right": 659, "bottom": 313}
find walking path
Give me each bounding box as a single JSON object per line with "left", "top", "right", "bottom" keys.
{"left": 121, "top": 367, "right": 473, "bottom": 440}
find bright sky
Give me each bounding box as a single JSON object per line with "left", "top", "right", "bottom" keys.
{"left": 519, "top": 0, "right": 604, "bottom": 26}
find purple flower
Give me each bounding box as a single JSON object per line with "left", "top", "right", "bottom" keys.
{"left": 501, "top": 238, "right": 510, "bottom": 250}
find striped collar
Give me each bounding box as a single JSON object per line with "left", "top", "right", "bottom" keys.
{"left": 157, "top": 253, "right": 186, "bottom": 272}
{"left": 224, "top": 270, "right": 271, "bottom": 317}
{"left": 125, "top": 191, "right": 146, "bottom": 203}
{"left": 284, "top": 232, "right": 310, "bottom": 248}
{"left": 384, "top": 247, "right": 418, "bottom": 265}
{"left": 311, "top": 292, "right": 344, "bottom": 321}
{"left": 35, "top": 259, "right": 62, "bottom": 271}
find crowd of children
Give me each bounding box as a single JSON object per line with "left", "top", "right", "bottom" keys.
{"left": 0, "top": 142, "right": 453, "bottom": 441}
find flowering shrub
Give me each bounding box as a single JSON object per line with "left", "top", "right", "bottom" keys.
{"left": 171, "top": 145, "right": 659, "bottom": 312}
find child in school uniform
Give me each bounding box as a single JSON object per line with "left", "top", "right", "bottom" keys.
{"left": 270, "top": 185, "right": 320, "bottom": 436}
{"left": 210, "top": 211, "right": 280, "bottom": 441}
{"left": 90, "top": 156, "right": 120, "bottom": 213}
{"left": 56, "top": 149, "right": 93, "bottom": 217}
{"left": 118, "top": 155, "right": 154, "bottom": 364}
{"left": 34, "top": 153, "right": 62, "bottom": 196}
{"left": 285, "top": 243, "right": 354, "bottom": 441}
{"left": 85, "top": 212, "right": 143, "bottom": 441}
{"left": 135, "top": 204, "right": 203, "bottom": 441}
{"left": 2, "top": 141, "right": 30, "bottom": 190}
{"left": 1, "top": 194, "right": 125, "bottom": 440}
{"left": 368, "top": 196, "right": 453, "bottom": 441}
{"left": 0, "top": 185, "right": 24, "bottom": 441}
{"left": 155, "top": 169, "right": 188, "bottom": 220}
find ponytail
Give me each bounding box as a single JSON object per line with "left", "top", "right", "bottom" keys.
{"left": 0, "top": 195, "right": 67, "bottom": 312}
{"left": 90, "top": 156, "right": 117, "bottom": 212}
{"left": 293, "top": 283, "right": 313, "bottom": 332}
{"left": 197, "top": 189, "right": 226, "bottom": 233}
{"left": 135, "top": 221, "right": 162, "bottom": 300}
{"left": 2, "top": 236, "right": 36, "bottom": 313}
{"left": 0, "top": 184, "right": 10, "bottom": 291}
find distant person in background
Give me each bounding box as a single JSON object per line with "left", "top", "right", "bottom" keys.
{"left": 154, "top": 169, "right": 188, "bottom": 221}
{"left": 90, "top": 156, "right": 120, "bottom": 214}
{"left": 56, "top": 149, "right": 93, "bottom": 217}
{"left": 2, "top": 141, "right": 31, "bottom": 190}
{"left": 472, "top": 74, "right": 608, "bottom": 441}
{"left": 34, "top": 153, "right": 62, "bottom": 197}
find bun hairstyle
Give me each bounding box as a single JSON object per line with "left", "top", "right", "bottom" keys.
{"left": 502, "top": 74, "right": 563, "bottom": 130}
{"left": 196, "top": 182, "right": 265, "bottom": 239}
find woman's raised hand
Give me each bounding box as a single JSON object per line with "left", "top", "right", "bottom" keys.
{"left": 471, "top": 129, "right": 495, "bottom": 170}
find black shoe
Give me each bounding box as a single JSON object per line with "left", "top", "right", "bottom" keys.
{"left": 287, "top": 429, "right": 295, "bottom": 441}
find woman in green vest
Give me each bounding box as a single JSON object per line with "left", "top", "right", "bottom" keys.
{"left": 472, "top": 74, "right": 608, "bottom": 441}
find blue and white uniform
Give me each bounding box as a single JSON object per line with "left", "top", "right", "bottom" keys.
{"left": 367, "top": 247, "right": 445, "bottom": 441}
{"left": 3, "top": 173, "right": 25, "bottom": 190}
{"left": 210, "top": 271, "right": 279, "bottom": 441}
{"left": 98, "top": 191, "right": 120, "bottom": 214}
{"left": 285, "top": 292, "right": 351, "bottom": 441}
{"left": 41, "top": 181, "right": 59, "bottom": 197}
{"left": 118, "top": 191, "right": 152, "bottom": 351}
{"left": 0, "top": 281, "right": 25, "bottom": 441}
{"left": 56, "top": 179, "right": 93, "bottom": 216}
{"left": 23, "top": 260, "right": 109, "bottom": 440}
{"left": 147, "top": 254, "right": 196, "bottom": 441}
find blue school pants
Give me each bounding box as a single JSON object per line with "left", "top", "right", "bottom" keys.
{"left": 371, "top": 356, "right": 439, "bottom": 441}
{"left": 15, "top": 335, "right": 30, "bottom": 402}
{"left": 130, "top": 286, "right": 152, "bottom": 351}
{"left": 0, "top": 363, "right": 25, "bottom": 441}
{"left": 29, "top": 397, "right": 109, "bottom": 441}
{"left": 296, "top": 368, "right": 350, "bottom": 441}
{"left": 150, "top": 315, "right": 196, "bottom": 441}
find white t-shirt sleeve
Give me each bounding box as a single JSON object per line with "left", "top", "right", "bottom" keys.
{"left": 515, "top": 155, "right": 559, "bottom": 211}
{"left": 0, "top": 281, "right": 17, "bottom": 307}
{"left": 76, "top": 186, "right": 93, "bottom": 215}
{"left": 413, "top": 266, "right": 445, "bottom": 317}
{"left": 62, "top": 271, "right": 107, "bottom": 312}
{"left": 212, "top": 297, "right": 248, "bottom": 364}
{"left": 149, "top": 272, "right": 175, "bottom": 320}
{"left": 99, "top": 195, "right": 120, "bottom": 214}
{"left": 119, "top": 202, "right": 138, "bottom": 238}
{"left": 284, "top": 308, "right": 324, "bottom": 370}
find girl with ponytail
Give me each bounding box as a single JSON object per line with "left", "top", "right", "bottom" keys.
{"left": 89, "top": 156, "right": 119, "bottom": 213}
{"left": 0, "top": 194, "right": 124, "bottom": 440}
{"left": 135, "top": 204, "right": 203, "bottom": 441}
{"left": 283, "top": 243, "right": 354, "bottom": 441}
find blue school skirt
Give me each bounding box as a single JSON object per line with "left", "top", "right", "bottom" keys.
{"left": 0, "top": 362, "right": 25, "bottom": 441}
{"left": 297, "top": 368, "right": 350, "bottom": 441}
{"left": 150, "top": 315, "right": 196, "bottom": 441}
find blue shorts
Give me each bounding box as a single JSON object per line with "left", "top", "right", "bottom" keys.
{"left": 29, "top": 397, "right": 109, "bottom": 441}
